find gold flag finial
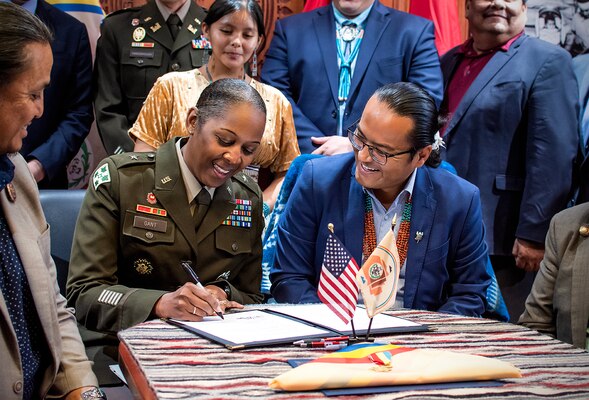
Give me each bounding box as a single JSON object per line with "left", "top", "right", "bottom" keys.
{"left": 328, "top": 223, "right": 334, "bottom": 234}
{"left": 391, "top": 213, "right": 397, "bottom": 229}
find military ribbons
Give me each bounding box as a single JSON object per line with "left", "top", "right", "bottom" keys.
{"left": 222, "top": 199, "right": 252, "bottom": 228}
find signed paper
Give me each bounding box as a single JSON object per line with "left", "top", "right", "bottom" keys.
{"left": 171, "top": 310, "right": 332, "bottom": 347}
{"left": 269, "top": 304, "right": 423, "bottom": 335}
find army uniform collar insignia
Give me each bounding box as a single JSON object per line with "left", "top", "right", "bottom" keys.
{"left": 150, "top": 22, "right": 162, "bottom": 33}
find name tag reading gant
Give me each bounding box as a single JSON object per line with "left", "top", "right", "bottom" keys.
{"left": 133, "top": 215, "right": 168, "bottom": 233}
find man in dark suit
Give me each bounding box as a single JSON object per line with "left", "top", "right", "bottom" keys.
{"left": 94, "top": 0, "right": 207, "bottom": 155}
{"left": 440, "top": 0, "right": 578, "bottom": 320}
{"left": 271, "top": 83, "right": 491, "bottom": 317}
{"left": 261, "top": 0, "right": 443, "bottom": 155}
{"left": 10, "top": 0, "right": 93, "bottom": 189}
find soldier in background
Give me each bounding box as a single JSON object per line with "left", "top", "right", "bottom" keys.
{"left": 94, "top": 0, "right": 207, "bottom": 155}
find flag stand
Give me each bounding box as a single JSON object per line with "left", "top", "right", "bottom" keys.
{"left": 347, "top": 320, "right": 373, "bottom": 343}
{"left": 364, "top": 317, "right": 375, "bottom": 341}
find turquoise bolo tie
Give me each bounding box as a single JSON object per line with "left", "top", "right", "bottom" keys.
{"left": 337, "top": 21, "right": 362, "bottom": 103}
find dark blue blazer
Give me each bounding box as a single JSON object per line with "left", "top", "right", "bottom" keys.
{"left": 440, "top": 35, "right": 579, "bottom": 256}
{"left": 270, "top": 153, "right": 491, "bottom": 317}
{"left": 21, "top": 0, "right": 93, "bottom": 188}
{"left": 261, "top": 2, "right": 443, "bottom": 154}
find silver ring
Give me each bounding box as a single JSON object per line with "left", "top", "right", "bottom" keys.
{"left": 192, "top": 306, "right": 196, "bottom": 315}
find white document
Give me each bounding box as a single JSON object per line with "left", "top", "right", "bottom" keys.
{"left": 268, "top": 304, "right": 423, "bottom": 335}
{"left": 170, "top": 309, "right": 332, "bottom": 348}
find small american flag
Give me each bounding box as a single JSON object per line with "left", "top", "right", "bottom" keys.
{"left": 317, "top": 232, "right": 360, "bottom": 324}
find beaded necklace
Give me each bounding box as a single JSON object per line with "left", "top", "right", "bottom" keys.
{"left": 362, "top": 191, "right": 412, "bottom": 266}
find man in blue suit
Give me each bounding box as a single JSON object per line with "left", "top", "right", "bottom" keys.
{"left": 271, "top": 83, "right": 491, "bottom": 317}
{"left": 261, "top": 0, "right": 443, "bottom": 155}
{"left": 440, "top": 0, "right": 578, "bottom": 320}
{"left": 6, "top": 0, "right": 93, "bottom": 189}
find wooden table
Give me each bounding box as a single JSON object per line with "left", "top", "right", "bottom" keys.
{"left": 118, "top": 309, "right": 589, "bottom": 399}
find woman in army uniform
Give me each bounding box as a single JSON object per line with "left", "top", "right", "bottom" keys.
{"left": 129, "top": 0, "right": 300, "bottom": 212}
{"left": 67, "top": 79, "right": 266, "bottom": 364}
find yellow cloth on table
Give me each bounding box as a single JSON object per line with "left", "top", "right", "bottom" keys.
{"left": 269, "top": 343, "right": 521, "bottom": 391}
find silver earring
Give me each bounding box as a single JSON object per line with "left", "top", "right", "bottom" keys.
{"left": 252, "top": 51, "right": 258, "bottom": 77}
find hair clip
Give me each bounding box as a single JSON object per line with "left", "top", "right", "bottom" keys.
{"left": 431, "top": 131, "right": 446, "bottom": 152}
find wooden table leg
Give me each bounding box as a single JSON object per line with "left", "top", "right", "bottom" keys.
{"left": 118, "top": 341, "right": 158, "bottom": 400}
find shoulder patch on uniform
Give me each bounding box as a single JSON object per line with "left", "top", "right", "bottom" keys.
{"left": 93, "top": 163, "right": 111, "bottom": 190}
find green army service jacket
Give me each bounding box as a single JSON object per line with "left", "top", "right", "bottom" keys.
{"left": 94, "top": 0, "right": 208, "bottom": 155}
{"left": 67, "top": 138, "right": 264, "bottom": 335}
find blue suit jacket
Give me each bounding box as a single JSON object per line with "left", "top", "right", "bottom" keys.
{"left": 440, "top": 35, "right": 579, "bottom": 256}
{"left": 261, "top": 2, "right": 443, "bottom": 154}
{"left": 270, "top": 153, "right": 491, "bottom": 317}
{"left": 21, "top": 0, "right": 93, "bottom": 188}
{"left": 574, "top": 54, "right": 589, "bottom": 150}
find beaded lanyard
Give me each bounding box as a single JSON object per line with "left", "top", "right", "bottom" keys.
{"left": 362, "top": 191, "right": 412, "bottom": 266}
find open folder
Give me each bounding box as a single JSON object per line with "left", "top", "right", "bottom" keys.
{"left": 165, "top": 304, "right": 427, "bottom": 350}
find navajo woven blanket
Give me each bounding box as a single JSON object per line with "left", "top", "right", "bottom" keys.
{"left": 118, "top": 309, "right": 589, "bottom": 399}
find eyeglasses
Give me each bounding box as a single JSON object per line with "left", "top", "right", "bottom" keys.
{"left": 347, "top": 127, "right": 413, "bottom": 165}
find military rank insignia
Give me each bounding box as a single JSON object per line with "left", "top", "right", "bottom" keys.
{"left": 93, "top": 164, "right": 111, "bottom": 190}
{"left": 192, "top": 36, "right": 212, "bottom": 49}
{"left": 222, "top": 199, "right": 252, "bottom": 228}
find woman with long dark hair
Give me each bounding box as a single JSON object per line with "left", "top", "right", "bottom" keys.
{"left": 130, "top": 0, "right": 300, "bottom": 211}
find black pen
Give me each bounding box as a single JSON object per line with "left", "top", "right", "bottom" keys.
{"left": 180, "top": 260, "right": 224, "bottom": 320}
